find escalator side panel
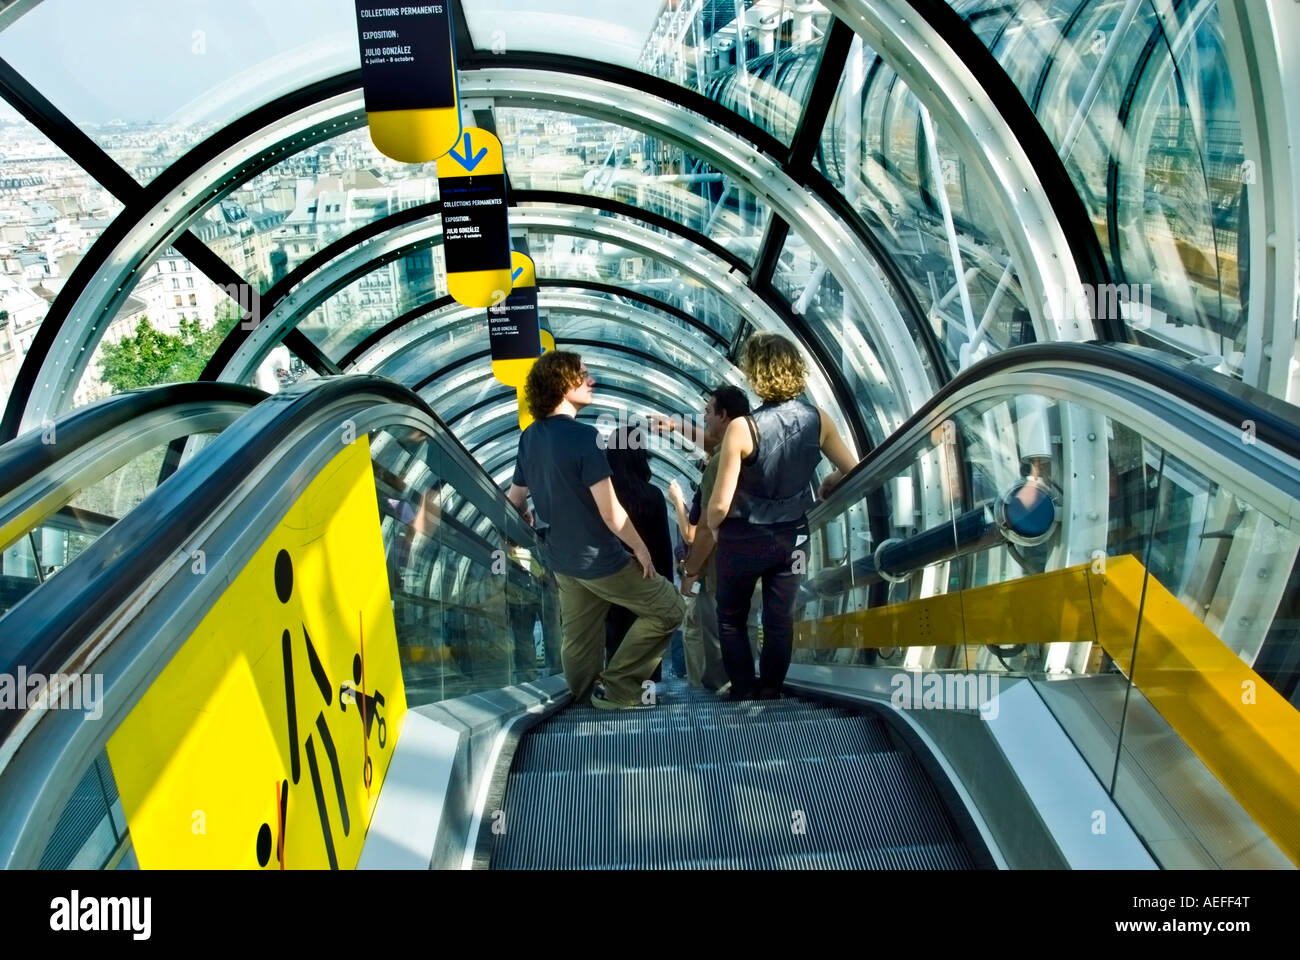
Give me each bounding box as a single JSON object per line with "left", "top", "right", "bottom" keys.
{"left": 102, "top": 437, "right": 407, "bottom": 869}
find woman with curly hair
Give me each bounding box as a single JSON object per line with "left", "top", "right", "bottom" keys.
{"left": 705, "top": 333, "right": 860, "bottom": 700}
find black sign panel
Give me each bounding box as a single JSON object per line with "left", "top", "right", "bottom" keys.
{"left": 354, "top": 3, "right": 455, "bottom": 112}
{"left": 489, "top": 286, "right": 542, "bottom": 362}
{"left": 440, "top": 174, "right": 510, "bottom": 274}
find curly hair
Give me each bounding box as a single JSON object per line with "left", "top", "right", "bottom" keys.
{"left": 524, "top": 350, "right": 585, "bottom": 420}
{"left": 740, "top": 332, "right": 806, "bottom": 402}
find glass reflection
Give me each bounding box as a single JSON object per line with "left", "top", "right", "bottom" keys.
{"left": 525, "top": 231, "right": 742, "bottom": 339}
{"left": 816, "top": 34, "right": 1031, "bottom": 373}
{"left": 795, "top": 381, "right": 1300, "bottom": 864}
{"left": 370, "top": 426, "right": 561, "bottom": 705}
{"left": 499, "top": 108, "right": 769, "bottom": 257}
{"left": 464, "top": 1, "right": 832, "bottom": 144}
{"left": 774, "top": 229, "right": 922, "bottom": 443}
{"left": 295, "top": 245, "right": 444, "bottom": 361}
{"left": 948, "top": 0, "right": 1252, "bottom": 380}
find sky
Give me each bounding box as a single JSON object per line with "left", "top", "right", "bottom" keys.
{"left": 0, "top": 0, "right": 665, "bottom": 125}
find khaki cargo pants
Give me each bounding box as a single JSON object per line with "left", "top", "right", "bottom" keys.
{"left": 554, "top": 558, "right": 685, "bottom": 704}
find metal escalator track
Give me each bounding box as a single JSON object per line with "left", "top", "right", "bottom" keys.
{"left": 490, "top": 680, "right": 979, "bottom": 869}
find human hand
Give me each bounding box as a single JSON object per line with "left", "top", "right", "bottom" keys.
{"left": 817, "top": 470, "right": 844, "bottom": 500}
{"left": 647, "top": 412, "right": 676, "bottom": 436}
{"left": 668, "top": 479, "right": 684, "bottom": 505}
{"left": 679, "top": 571, "right": 698, "bottom": 597}
{"left": 634, "top": 544, "right": 655, "bottom": 578}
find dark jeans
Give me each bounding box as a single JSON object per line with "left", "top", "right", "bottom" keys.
{"left": 715, "top": 519, "right": 806, "bottom": 698}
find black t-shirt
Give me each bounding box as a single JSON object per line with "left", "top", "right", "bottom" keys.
{"left": 512, "top": 415, "right": 629, "bottom": 578}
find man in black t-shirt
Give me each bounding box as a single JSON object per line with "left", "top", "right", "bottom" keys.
{"left": 507, "top": 352, "right": 684, "bottom": 709}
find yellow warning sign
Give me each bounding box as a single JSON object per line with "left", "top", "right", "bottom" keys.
{"left": 106, "top": 436, "right": 406, "bottom": 869}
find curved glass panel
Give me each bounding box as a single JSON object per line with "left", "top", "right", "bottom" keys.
{"left": 72, "top": 252, "right": 250, "bottom": 409}
{"left": 537, "top": 284, "right": 727, "bottom": 346}
{"left": 774, "top": 230, "right": 909, "bottom": 447}
{"left": 549, "top": 311, "right": 724, "bottom": 386}
{"left": 0, "top": 0, "right": 360, "bottom": 186}
{"left": 372, "top": 293, "right": 727, "bottom": 392}
{"left": 561, "top": 341, "right": 711, "bottom": 408}
{"left": 208, "top": 126, "right": 440, "bottom": 292}
{"left": 816, "top": 34, "right": 1031, "bottom": 374}
{"left": 525, "top": 230, "right": 742, "bottom": 340}
{"left": 294, "top": 245, "right": 444, "bottom": 362}
{"left": 443, "top": 384, "right": 515, "bottom": 427}
{"left": 368, "top": 313, "right": 486, "bottom": 388}
{"left": 464, "top": 1, "right": 832, "bottom": 144}
{"left": 0, "top": 111, "right": 123, "bottom": 416}
{"left": 949, "top": 0, "right": 1252, "bottom": 378}
{"left": 499, "top": 108, "right": 770, "bottom": 258}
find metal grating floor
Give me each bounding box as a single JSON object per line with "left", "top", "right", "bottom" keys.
{"left": 490, "top": 680, "right": 977, "bottom": 869}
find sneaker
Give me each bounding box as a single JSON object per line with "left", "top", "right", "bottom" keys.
{"left": 591, "top": 690, "right": 654, "bottom": 711}
{"left": 714, "top": 682, "right": 732, "bottom": 698}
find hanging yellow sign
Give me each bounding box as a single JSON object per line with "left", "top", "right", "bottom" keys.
{"left": 354, "top": 1, "right": 461, "bottom": 162}
{"left": 490, "top": 252, "right": 543, "bottom": 430}
{"left": 105, "top": 436, "right": 407, "bottom": 869}
{"left": 437, "top": 127, "right": 514, "bottom": 307}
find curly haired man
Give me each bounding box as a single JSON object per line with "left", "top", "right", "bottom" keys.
{"left": 506, "top": 351, "right": 685, "bottom": 709}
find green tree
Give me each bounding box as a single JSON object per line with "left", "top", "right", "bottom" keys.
{"left": 98, "top": 301, "right": 243, "bottom": 393}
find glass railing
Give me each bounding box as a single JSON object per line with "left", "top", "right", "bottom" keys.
{"left": 368, "top": 423, "right": 563, "bottom": 707}
{"left": 0, "top": 383, "right": 266, "bottom": 616}
{"left": 0, "top": 376, "right": 561, "bottom": 869}
{"left": 794, "top": 344, "right": 1300, "bottom": 868}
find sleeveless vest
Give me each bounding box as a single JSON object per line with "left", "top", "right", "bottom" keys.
{"left": 728, "top": 398, "right": 821, "bottom": 525}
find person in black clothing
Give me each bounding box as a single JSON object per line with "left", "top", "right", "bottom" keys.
{"left": 603, "top": 426, "right": 674, "bottom": 678}
{"left": 706, "top": 333, "right": 861, "bottom": 700}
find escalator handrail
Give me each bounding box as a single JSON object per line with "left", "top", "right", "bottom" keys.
{"left": 0, "top": 374, "right": 535, "bottom": 749}
{"left": 810, "top": 341, "right": 1300, "bottom": 525}
{"left": 0, "top": 381, "right": 268, "bottom": 498}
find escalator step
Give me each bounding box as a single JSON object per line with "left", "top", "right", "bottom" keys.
{"left": 496, "top": 842, "right": 975, "bottom": 871}
{"left": 492, "top": 750, "right": 969, "bottom": 870}
{"left": 513, "top": 715, "right": 897, "bottom": 773}
{"left": 539, "top": 702, "right": 864, "bottom": 731}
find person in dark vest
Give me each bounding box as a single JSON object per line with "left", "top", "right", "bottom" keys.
{"left": 705, "top": 333, "right": 860, "bottom": 700}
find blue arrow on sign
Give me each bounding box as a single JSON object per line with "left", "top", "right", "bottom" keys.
{"left": 447, "top": 133, "right": 488, "bottom": 172}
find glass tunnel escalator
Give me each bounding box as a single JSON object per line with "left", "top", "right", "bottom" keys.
{"left": 0, "top": 342, "right": 1298, "bottom": 871}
